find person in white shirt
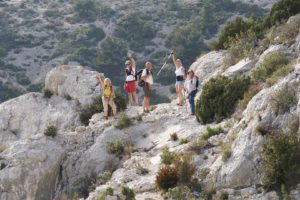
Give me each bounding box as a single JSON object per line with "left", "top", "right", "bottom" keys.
{"left": 172, "top": 52, "right": 185, "bottom": 106}
{"left": 186, "top": 69, "right": 198, "bottom": 115}
{"left": 141, "top": 62, "right": 153, "bottom": 113}
{"left": 124, "top": 53, "right": 139, "bottom": 106}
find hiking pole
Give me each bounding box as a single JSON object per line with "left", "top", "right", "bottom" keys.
{"left": 157, "top": 53, "right": 172, "bottom": 76}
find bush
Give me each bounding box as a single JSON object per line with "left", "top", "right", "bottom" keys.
{"left": 271, "top": 86, "right": 297, "bottom": 115}
{"left": 80, "top": 96, "right": 103, "bottom": 126}
{"left": 238, "top": 84, "right": 262, "bottom": 111}
{"left": 42, "top": 88, "right": 53, "bottom": 98}
{"left": 74, "top": 0, "right": 98, "bottom": 21}
{"left": 166, "top": 186, "right": 196, "bottom": 200}
{"left": 266, "top": 63, "right": 295, "bottom": 87}
{"left": 160, "top": 147, "right": 173, "bottom": 165}
{"left": 170, "top": 133, "right": 178, "bottom": 141}
{"left": 196, "top": 76, "right": 250, "bottom": 124}
{"left": 262, "top": 130, "right": 300, "bottom": 192}
{"left": 44, "top": 124, "right": 57, "bottom": 137}
{"left": 115, "top": 112, "right": 132, "bottom": 129}
{"left": 252, "top": 51, "right": 289, "bottom": 82}
{"left": 80, "top": 93, "right": 127, "bottom": 126}
{"left": 121, "top": 186, "right": 135, "bottom": 200}
{"left": 201, "top": 126, "right": 224, "bottom": 140}
{"left": 107, "top": 139, "right": 125, "bottom": 156}
{"left": 264, "top": 0, "right": 300, "bottom": 27}
{"left": 179, "top": 138, "right": 189, "bottom": 145}
{"left": 156, "top": 165, "right": 178, "bottom": 191}
{"left": 173, "top": 153, "right": 196, "bottom": 184}
{"left": 16, "top": 73, "right": 30, "bottom": 85}
{"left": 98, "top": 171, "right": 112, "bottom": 185}
{"left": 96, "top": 188, "right": 114, "bottom": 200}
{"left": 221, "top": 143, "right": 232, "bottom": 162}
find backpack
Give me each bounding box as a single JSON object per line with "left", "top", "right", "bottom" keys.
{"left": 137, "top": 69, "right": 149, "bottom": 87}
{"left": 103, "top": 85, "right": 113, "bottom": 98}
{"left": 194, "top": 76, "right": 201, "bottom": 91}
{"left": 126, "top": 68, "right": 136, "bottom": 80}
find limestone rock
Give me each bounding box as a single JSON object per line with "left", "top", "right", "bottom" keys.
{"left": 0, "top": 139, "right": 66, "bottom": 200}
{"left": 0, "top": 93, "right": 80, "bottom": 142}
{"left": 223, "top": 58, "right": 256, "bottom": 76}
{"left": 45, "top": 65, "right": 103, "bottom": 106}
{"left": 190, "top": 51, "right": 225, "bottom": 81}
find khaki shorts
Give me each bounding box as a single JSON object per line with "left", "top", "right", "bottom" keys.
{"left": 143, "top": 83, "right": 151, "bottom": 98}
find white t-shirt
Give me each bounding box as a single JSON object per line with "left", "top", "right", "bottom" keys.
{"left": 186, "top": 76, "right": 197, "bottom": 93}
{"left": 142, "top": 69, "right": 153, "bottom": 85}
{"left": 126, "top": 68, "right": 136, "bottom": 82}
{"left": 175, "top": 66, "right": 184, "bottom": 77}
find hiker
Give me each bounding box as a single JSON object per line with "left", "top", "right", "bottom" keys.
{"left": 124, "top": 53, "right": 139, "bottom": 106}
{"left": 141, "top": 62, "right": 153, "bottom": 113}
{"left": 186, "top": 69, "right": 198, "bottom": 115}
{"left": 171, "top": 51, "right": 185, "bottom": 106}
{"left": 97, "top": 73, "right": 117, "bottom": 120}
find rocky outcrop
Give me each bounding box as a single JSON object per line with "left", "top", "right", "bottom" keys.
{"left": 190, "top": 51, "right": 225, "bottom": 81}
{"left": 0, "top": 139, "right": 65, "bottom": 200}
{"left": 0, "top": 93, "right": 80, "bottom": 143}
{"left": 45, "top": 65, "right": 103, "bottom": 106}
{"left": 223, "top": 58, "right": 256, "bottom": 76}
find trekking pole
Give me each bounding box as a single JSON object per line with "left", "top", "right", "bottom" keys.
{"left": 157, "top": 53, "right": 172, "bottom": 76}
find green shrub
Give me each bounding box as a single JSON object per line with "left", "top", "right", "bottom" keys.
{"left": 42, "top": 88, "right": 53, "bottom": 98}
{"left": 156, "top": 165, "right": 178, "bottom": 192}
{"left": 115, "top": 112, "right": 132, "bottom": 129}
{"left": 196, "top": 76, "right": 250, "bottom": 124}
{"left": 173, "top": 153, "right": 196, "bottom": 184}
{"left": 264, "top": 0, "right": 300, "bottom": 27}
{"left": 16, "top": 73, "right": 30, "bottom": 85}
{"left": 80, "top": 93, "right": 127, "bottom": 126}
{"left": 121, "top": 186, "right": 135, "bottom": 200}
{"left": 160, "top": 147, "right": 173, "bottom": 165}
{"left": 200, "top": 184, "right": 216, "bottom": 200}
{"left": 252, "top": 51, "right": 289, "bottom": 82}
{"left": 271, "top": 86, "right": 297, "bottom": 115}
{"left": 262, "top": 130, "right": 300, "bottom": 192}
{"left": 179, "top": 138, "right": 189, "bottom": 145}
{"left": 96, "top": 188, "right": 114, "bottom": 200}
{"left": 107, "top": 139, "right": 125, "bottom": 156}
{"left": 80, "top": 96, "right": 103, "bottom": 126}
{"left": 44, "top": 124, "right": 57, "bottom": 137}
{"left": 170, "top": 133, "right": 178, "bottom": 141}
{"left": 74, "top": 0, "right": 98, "bottom": 21}
{"left": 27, "top": 82, "right": 44, "bottom": 92}
{"left": 266, "top": 63, "right": 295, "bottom": 87}
{"left": 237, "top": 84, "right": 262, "bottom": 111}
{"left": 221, "top": 143, "right": 232, "bottom": 162}
{"left": 98, "top": 171, "right": 112, "bottom": 185}
{"left": 166, "top": 186, "right": 196, "bottom": 200}
{"left": 201, "top": 126, "right": 224, "bottom": 140}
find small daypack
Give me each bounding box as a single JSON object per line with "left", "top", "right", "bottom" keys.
{"left": 194, "top": 75, "right": 201, "bottom": 91}
{"left": 136, "top": 69, "right": 149, "bottom": 87}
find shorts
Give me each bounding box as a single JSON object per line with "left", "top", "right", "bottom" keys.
{"left": 125, "top": 81, "right": 136, "bottom": 93}
{"left": 143, "top": 83, "right": 152, "bottom": 98}
{"left": 175, "top": 81, "right": 184, "bottom": 87}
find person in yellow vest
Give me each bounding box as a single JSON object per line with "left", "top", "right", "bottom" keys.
{"left": 97, "top": 73, "right": 117, "bottom": 120}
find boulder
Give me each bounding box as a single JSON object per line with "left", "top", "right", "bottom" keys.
{"left": 45, "top": 65, "right": 103, "bottom": 106}
{"left": 0, "top": 139, "right": 66, "bottom": 200}
{"left": 223, "top": 58, "right": 256, "bottom": 76}
{"left": 189, "top": 51, "right": 225, "bottom": 81}
{"left": 0, "top": 93, "right": 80, "bottom": 142}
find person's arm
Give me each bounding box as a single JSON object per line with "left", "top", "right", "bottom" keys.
{"left": 182, "top": 67, "right": 186, "bottom": 80}
{"left": 190, "top": 78, "right": 196, "bottom": 94}
{"left": 128, "top": 53, "right": 136, "bottom": 70}
{"left": 112, "top": 86, "right": 116, "bottom": 98}
{"left": 97, "top": 73, "right": 104, "bottom": 87}
{"left": 141, "top": 69, "right": 147, "bottom": 81}
{"left": 172, "top": 52, "right": 180, "bottom": 68}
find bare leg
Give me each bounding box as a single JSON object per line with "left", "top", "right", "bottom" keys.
{"left": 128, "top": 93, "right": 133, "bottom": 106}
{"left": 133, "top": 92, "right": 139, "bottom": 106}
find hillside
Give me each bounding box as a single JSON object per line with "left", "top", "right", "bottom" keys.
{"left": 0, "top": 0, "right": 271, "bottom": 103}
{"left": 1, "top": 5, "right": 300, "bottom": 198}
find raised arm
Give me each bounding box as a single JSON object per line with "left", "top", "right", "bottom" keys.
{"left": 172, "top": 52, "right": 180, "bottom": 68}
{"left": 128, "top": 53, "right": 136, "bottom": 69}
{"left": 96, "top": 73, "right": 104, "bottom": 87}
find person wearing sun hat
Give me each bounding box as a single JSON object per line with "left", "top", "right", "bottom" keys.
{"left": 124, "top": 53, "right": 139, "bottom": 106}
